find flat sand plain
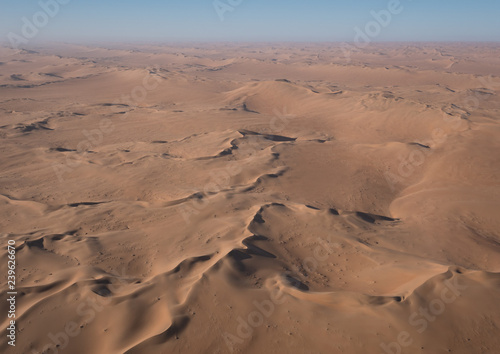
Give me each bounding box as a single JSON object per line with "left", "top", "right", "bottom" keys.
{"left": 1, "top": 43, "right": 500, "bottom": 354}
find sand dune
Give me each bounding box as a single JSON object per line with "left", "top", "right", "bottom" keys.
{"left": 0, "top": 43, "right": 499, "bottom": 354}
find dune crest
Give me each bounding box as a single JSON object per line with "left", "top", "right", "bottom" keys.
{"left": 1, "top": 43, "right": 500, "bottom": 354}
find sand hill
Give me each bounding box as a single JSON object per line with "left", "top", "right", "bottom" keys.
{"left": 0, "top": 43, "right": 499, "bottom": 354}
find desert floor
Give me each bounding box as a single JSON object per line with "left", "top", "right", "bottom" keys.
{"left": 1, "top": 43, "right": 500, "bottom": 354}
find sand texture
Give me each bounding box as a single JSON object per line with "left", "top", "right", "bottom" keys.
{"left": 1, "top": 43, "right": 500, "bottom": 354}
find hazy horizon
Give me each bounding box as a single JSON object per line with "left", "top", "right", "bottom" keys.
{"left": 2, "top": 0, "right": 500, "bottom": 48}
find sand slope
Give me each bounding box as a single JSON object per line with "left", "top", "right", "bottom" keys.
{"left": 0, "top": 43, "right": 500, "bottom": 354}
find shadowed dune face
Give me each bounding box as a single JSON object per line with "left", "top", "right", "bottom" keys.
{"left": 0, "top": 43, "right": 500, "bottom": 354}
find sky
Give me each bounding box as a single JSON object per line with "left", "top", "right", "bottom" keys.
{"left": 1, "top": 0, "right": 500, "bottom": 44}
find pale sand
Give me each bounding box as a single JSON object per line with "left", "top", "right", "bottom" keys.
{"left": 0, "top": 43, "right": 500, "bottom": 354}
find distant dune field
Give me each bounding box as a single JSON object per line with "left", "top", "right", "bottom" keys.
{"left": 1, "top": 43, "right": 500, "bottom": 354}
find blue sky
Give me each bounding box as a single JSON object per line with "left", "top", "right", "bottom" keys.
{"left": 1, "top": 0, "right": 499, "bottom": 43}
